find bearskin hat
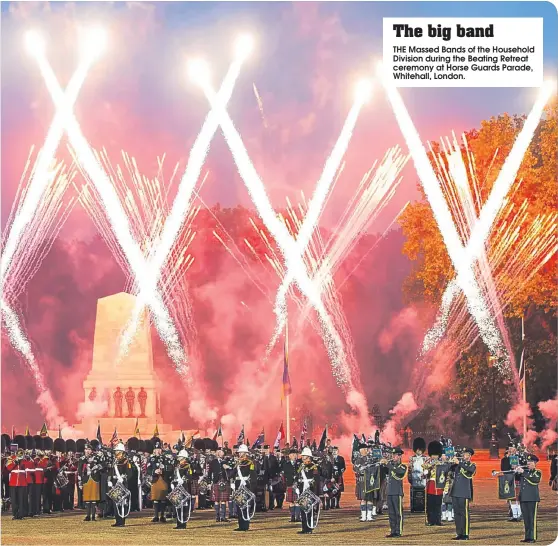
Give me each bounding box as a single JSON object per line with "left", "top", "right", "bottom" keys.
{"left": 43, "top": 437, "right": 54, "bottom": 451}
{"left": 53, "top": 438, "right": 66, "bottom": 454}
{"left": 66, "top": 439, "right": 77, "bottom": 453}
{"left": 1, "top": 434, "right": 9, "bottom": 452}
{"left": 413, "top": 437, "right": 427, "bottom": 453}
{"left": 138, "top": 440, "right": 146, "bottom": 453}
{"left": 144, "top": 439, "right": 154, "bottom": 454}
{"left": 33, "top": 435, "right": 44, "bottom": 451}
{"left": 25, "top": 435, "right": 35, "bottom": 450}
{"left": 127, "top": 437, "right": 139, "bottom": 452}
{"left": 193, "top": 439, "right": 205, "bottom": 451}
{"left": 76, "top": 439, "right": 86, "bottom": 453}
{"left": 14, "top": 435, "right": 26, "bottom": 450}
{"left": 90, "top": 439, "right": 100, "bottom": 451}
{"left": 428, "top": 440, "right": 443, "bottom": 457}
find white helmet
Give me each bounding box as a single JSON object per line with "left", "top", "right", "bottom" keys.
{"left": 238, "top": 444, "right": 249, "bottom": 453}
{"left": 177, "top": 449, "right": 189, "bottom": 459}
{"left": 114, "top": 443, "right": 126, "bottom": 452}
{"left": 301, "top": 447, "right": 313, "bottom": 457}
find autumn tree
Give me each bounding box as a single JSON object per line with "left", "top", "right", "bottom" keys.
{"left": 400, "top": 100, "right": 557, "bottom": 437}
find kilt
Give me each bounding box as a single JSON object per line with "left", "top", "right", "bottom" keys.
{"left": 286, "top": 486, "right": 298, "bottom": 504}
{"left": 151, "top": 477, "right": 169, "bottom": 501}
{"left": 189, "top": 479, "right": 200, "bottom": 496}
{"left": 212, "top": 482, "right": 231, "bottom": 503}
{"left": 82, "top": 478, "right": 100, "bottom": 502}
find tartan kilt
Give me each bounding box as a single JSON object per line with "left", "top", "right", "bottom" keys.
{"left": 189, "top": 479, "right": 200, "bottom": 496}
{"left": 212, "top": 482, "right": 231, "bottom": 503}
{"left": 151, "top": 477, "right": 169, "bottom": 501}
{"left": 286, "top": 486, "right": 298, "bottom": 504}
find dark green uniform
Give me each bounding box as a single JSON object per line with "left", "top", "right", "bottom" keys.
{"left": 385, "top": 460, "right": 407, "bottom": 537}
{"left": 518, "top": 467, "right": 541, "bottom": 542}
{"left": 450, "top": 460, "right": 476, "bottom": 539}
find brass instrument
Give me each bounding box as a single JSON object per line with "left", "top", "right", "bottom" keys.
{"left": 491, "top": 466, "right": 529, "bottom": 476}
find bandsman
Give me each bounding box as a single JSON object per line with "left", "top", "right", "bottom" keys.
{"left": 232, "top": 444, "right": 257, "bottom": 532}
{"left": 296, "top": 447, "right": 320, "bottom": 534}
{"left": 450, "top": 447, "right": 476, "bottom": 540}
{"left": 383, "top": 447, "right": 407, "bottom": 538}
{"left": 516, "top": 454, "right": 541, "bottom": 543}
{"left": 107, "top": 442, "right": 133, "bottom": 528}
{"left": 147, "top": 439, "right": 171, "bottom": 523}
{"left": 282, "top": 448, "right": 301, "bottom": 522}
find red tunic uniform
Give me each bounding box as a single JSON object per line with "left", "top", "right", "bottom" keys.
{"left": 6, "top": 460, "right": 28, "bottom": 487}
{"left": 23, "top": 458, "right": 36, "bottom": 485}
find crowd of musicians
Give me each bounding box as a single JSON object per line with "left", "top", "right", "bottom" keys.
{"left": 2, "top": 431, "right": 554, "bottom": 541}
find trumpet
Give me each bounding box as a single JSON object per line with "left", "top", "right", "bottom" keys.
{"left": 491, "top": 466, "right": 528, "bottom": 476}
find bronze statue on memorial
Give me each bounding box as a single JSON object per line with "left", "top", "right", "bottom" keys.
{"left": 138, "top": 387, "right": 147, "bottom": 417}
{"left": 114, "top": 387, "right": 124, "bottom": 418}
{"left": 125, "top": 387, "right": 135, "bottom": 417}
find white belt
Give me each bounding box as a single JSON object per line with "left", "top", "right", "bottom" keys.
{"left": 12, "top": 470, "right": 26, "bottom": 474}
{"left": 26, "top": 469, "right": 36, "bottom": 472}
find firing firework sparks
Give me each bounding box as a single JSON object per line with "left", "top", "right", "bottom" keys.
{"left": 420, "top": 85, "right": 555, "bottom": 360}
{"left": 378, "top": 65, "right": 554, "bottom": 368}
{"left": 28, "top": 31, "right": 189, "bottom": 376}
{"left": 117, "top": 35, "right": 252, "bottom": 363}
{"left": 195, "top": 74, "right": 365, "bottom": 389}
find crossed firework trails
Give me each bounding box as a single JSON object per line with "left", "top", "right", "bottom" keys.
{"left": 26, "top": 40, "right": 188, "bottom": 374}
{"left": 194, "top": 75, "right": 373, "bottom": 387}
{"left": 380, "top": 67, "right": 553, "bottom": 363}
{"left": 118, "top": 50, "right": 250, "bottom": 359}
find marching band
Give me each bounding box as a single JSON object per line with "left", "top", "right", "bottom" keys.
{"left": 0, "top": 431, "right": 548, "bottom": 542}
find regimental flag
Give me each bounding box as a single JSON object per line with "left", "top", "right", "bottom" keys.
{"left": 11, "top": 425, "right": 15, "bottom": 439}
{"left": 282, "top": 322, "right": 292, "bottom": 401}
{"left": 274, "top": 422, "right": 285, "bottom": 448}
{"left": 134, "top": 419, "right": 140, "bottom": 438}
{"left": 292, "top": 437, "right": 298, "bottom": 450}
{"left": 318, "top": 425, "right": 328, "bottom": 452}
{"left": 96, "top": 422, "right": 102, "bottom": 445}
{"left": 188, "top": 430, "right": 200, "bottom": 447}
{"left": 252, "top": 429, "right": 265, "bottom": 449}
{"left": 300, "top": 419, "right": 307, "bottom": 447}
{"left": 181, "top": 430, "right": 186, "bottom": 444}
{"left": 24, "top": 425, "right": 30, "bottom": 436}
{"left": 212, "top": 429, "right": 219, "bottom": 441}
{"left": 237, "top": 425, "right": 245, "bottom": 445}
{"left": 40, "top": 423, "right": 48, "bottom": 437}
{"left": 217, "top": 424, "right": 223, "bottom": 438}
{"left": 110, "top": 428, "right": 118, "bottom": 447}
{"left": 518, "top": 315, "right": 526, "bottom": 391}
{"left": 58, "top": 425, "right": 62, "bottom": 439}
{"left": 153, "top": 423, "right": 159, "bottom": 437}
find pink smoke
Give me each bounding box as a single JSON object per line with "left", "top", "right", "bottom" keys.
{"left": 505, "top": 400, "right": 537, "bottom": 447}
{"left": 76, "top": 400, "right": 108, "bottom": 421}
{"left": 382, "top": 392, "right": 418, "bottom": 445}
{"left": 538, "top": 397, "right": 558, "bottom": 450}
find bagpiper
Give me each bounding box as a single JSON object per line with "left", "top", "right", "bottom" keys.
{"left": 282, "top": 448, "right": 301, "bottom": 522}
{"left": 209, "top": 446, "right": 232, "bottom": 522}
{"left": 516, "top": 453, "right": 541, "bottom": 543}
{"left": 78, "top": 441, "right": 103, "bottom": 522}
{"left": 331, "top": 445, "right": 346, "bottom": 509}
{"left": 231, "top": 444, "right": 257, "bottom": 532}
{"left": 450, "top": 447, "right": 476, "bottom": 540}
{"left": 353, "top": 441, "right": 377, "bottom": 522}
{"left": 382, "top": 447, "right": 407, "bottom": 538}
{"left": 147, "top": 439, "right": 172, "bottom": 523}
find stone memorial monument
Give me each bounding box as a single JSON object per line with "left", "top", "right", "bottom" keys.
{"left": 80, "top": 292, "right": 172, "bottom": 439}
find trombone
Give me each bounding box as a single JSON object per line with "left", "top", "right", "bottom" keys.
{"left": 491, "top": 466, "right": 528, "bottom": 476}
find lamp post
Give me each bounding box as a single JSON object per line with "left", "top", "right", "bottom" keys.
{"left": 488, "top": 355, "right": 500, "bottom": 459}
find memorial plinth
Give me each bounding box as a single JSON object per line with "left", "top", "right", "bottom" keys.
{"left": 80, "top": 293, "right": 172, "bottom": 439}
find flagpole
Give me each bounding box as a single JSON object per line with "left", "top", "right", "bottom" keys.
{"left": 285, "top": 317, "right": 290, "bottom": 444}
{"left": 522, "top": 315, "right": 527, "bottom": 440}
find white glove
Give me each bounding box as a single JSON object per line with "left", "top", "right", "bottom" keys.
{"left": 108, "top": 481, "right": 113, "bottom": 488}
{"left": 178, "top": 479, "right": 184, "bottom": 486}
{"left": 171, "top": 484, "right": 175, "bottom": 490}
{"left": 323, "top": 485, "right": 328, "bottom": 492}
{"left": 117, "top": 477, "right": 124, "bottom": 484}
{"left": 231, "top": 483, "right": 236, "bottom": 491}
{"left": 295, "top": 487, "right": 300, "bottom": 496}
